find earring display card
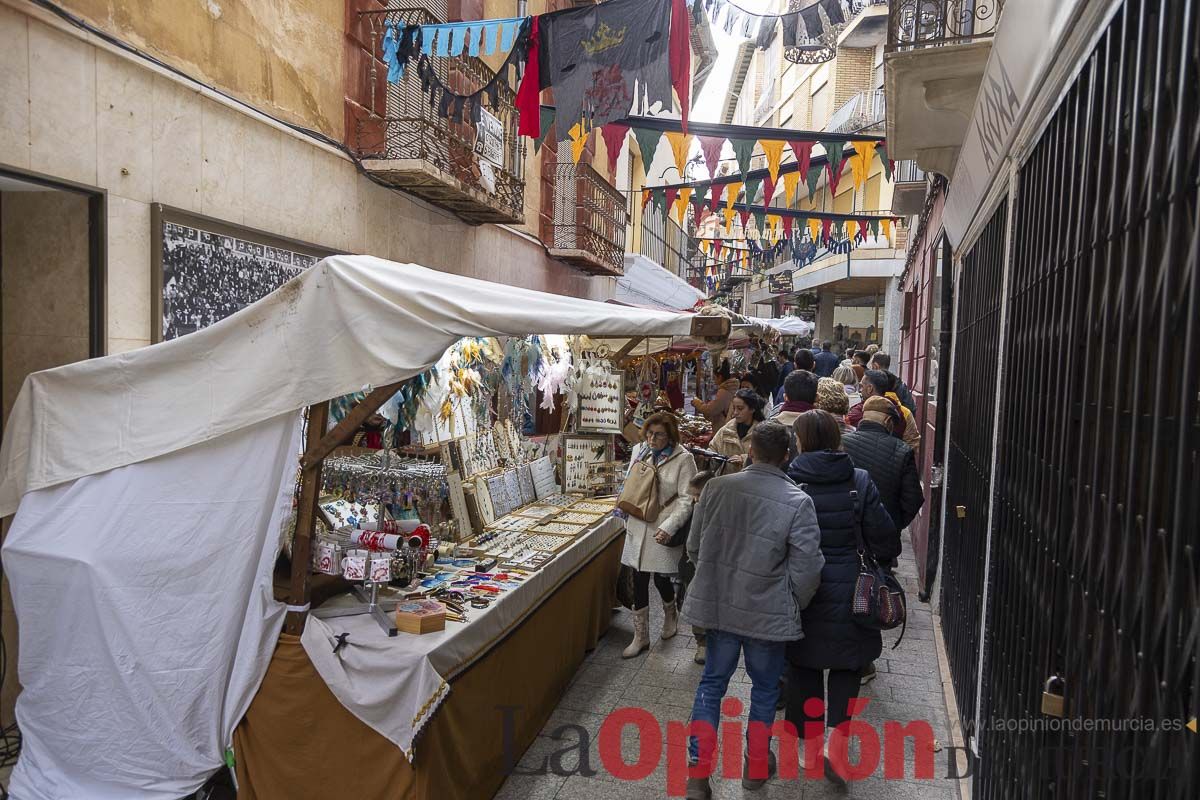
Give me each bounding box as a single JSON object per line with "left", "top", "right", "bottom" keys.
{"left": 529, "top": 456, "right": 558, "bottom": 499}
{"left": 577, "top": 369, "right": 624, "bottom": 434}
{"left": 502, "top": 469, "right": 522, "bottom": 512}
{"left": 562, "top": 436, "right": 613, "bottom": 494}
{"left": 516, "top": 465, "right": 536, "bottom": 506}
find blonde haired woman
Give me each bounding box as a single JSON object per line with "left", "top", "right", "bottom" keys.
{"left": 621, "top": 412, "right": 698, "bottom": 657}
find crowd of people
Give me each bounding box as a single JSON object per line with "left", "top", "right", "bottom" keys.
{"left": 161, "top": 239, "right": 307, "bottom": 340}
{"left": 618, "top": 341, "right": 926, "bottom": 797}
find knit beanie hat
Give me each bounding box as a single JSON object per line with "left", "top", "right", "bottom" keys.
{"left": 815, "top": 377, "right": 850, "bottom": 415}
{"left": 862, "top": 395, "right": 899, "bottom": 427}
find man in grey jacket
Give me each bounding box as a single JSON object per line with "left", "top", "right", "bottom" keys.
{"left": 681, "top": 422, "right": 824, "bottom": 798}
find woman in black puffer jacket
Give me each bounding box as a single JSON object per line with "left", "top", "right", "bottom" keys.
{"left": 783, "top": 410, "right": 900, "bottom": 784}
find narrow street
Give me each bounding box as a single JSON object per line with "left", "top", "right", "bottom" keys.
{"left": 498, "top": 546, "right": 958, "bottom": 799}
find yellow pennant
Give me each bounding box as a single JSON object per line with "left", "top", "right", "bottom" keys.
{"left": 569, "top": 122, "right": 590, "bottom": 164}
{"left": 725, "top": 181, "right": 742, "bottom": 213}
{"left": 664, "top": 131, "right": 694, "bottom": 182}
{"left": 881, "top": 217, "right": 893, "bottom": 245}
{"left": 850, "top": 141, "right": 878, "bottom": 193}
{"left": 760, "top": 140, "right": 786, "bottom": 183}
{"left": 723, "top": 206, "right": 736, "bottom": 232}
{"left": 783, "top": 171, "right": 800, "bottom": 208}
{"left": 674, "top": 187, "right": 692, "bottom": 225}
{"left": 846, "top": 220, "right": 859, "bottom": 241}
{"left": 807, "top": 218, "right": 820, "bottom": 242}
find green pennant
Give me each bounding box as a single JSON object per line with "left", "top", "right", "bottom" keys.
{"left": 651, "top": 187, "right": 667, "bottom": 217}
{"left": 633, "top": 128, "right": 664, "bottom": 166}
{"left": 823, "top": 141, "right": 847, "bottom": 180}
{"left": 834, "top": 219, "right": 846, "bottom": 239}
{"left": 869, "top": 218, "right": 881, "bottom": 238}
{"left": 876, "top": 141, "right": 893, "bottom": 181}
{"left": 753, "top": 208, "right": 766, "bottom": 235}
{"left": 730, "top": 138, "right": 757, "bottom": 179}
{"left": 806, "top": 165, "right": 823, "bottom": 198}
{"left": 533, "top": 107, "right": 557, "bottom": 154}
{"left": 744, "top": 175, "right": 762, "bottom": 205}
{"left": 690, "top": 185, "right": 708, "bottom": 220}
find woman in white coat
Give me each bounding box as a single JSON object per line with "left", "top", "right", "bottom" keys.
{"left": 621, "top": 412, "right": 698, "bottom": 658}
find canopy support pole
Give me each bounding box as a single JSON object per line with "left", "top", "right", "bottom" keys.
{"left": 285, "top": 401, "right": 330, "bottom": 636}
{"left": 300, "top": 381, "right": 408, "bottom": 469}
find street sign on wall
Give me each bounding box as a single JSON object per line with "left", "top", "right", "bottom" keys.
{"left": 768, "top": 271, "right": 794, "bottom": 294}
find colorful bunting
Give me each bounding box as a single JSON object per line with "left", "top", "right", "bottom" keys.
{"left": 568, "top": 123, "right": 589, "bottom": 164}
{"left": 664, "top": 187, "right": 678, "bottom": 212}
{"left": 846, "top": 220, "right": 859, "bottom": 241}
{"left": 674, "top": 187, "right": 692, "bottom": 225}
{"left": 760, "top": 139, "right": 786, "bottom": 183}
{"left": 665, "top": 131, "right": 694, "bottom": 181}
{"left": 782, "top": 216, "right": 794, "bottom": 237}
{"left": 730, "top": 138, "right": 756, "bottom": 179}
{"left": 670, "top": 0, "right": 692, "bottom": 131}
{"left": 744, "top": 175, "right": 762, "bottom": 207}
{"left": 849, "top": 141, "right": 878, "bottom": 193}
{"left": 532, "top": 106, "right": 557, "bottom": 153}
{"left": 698, "top": 135, "right": 726, "bottom": 177}
{"left": 723, "top": 207, "right": 736, "bottom": 231}
{"left": 876, "top": 140, "right": 894, "bottom": 181}
{"left": 709, "top": 181, "right": 725, "bottom": 212}
{"left": 633, "top": 127, "right": 663, "bottom": 165}
{"left": 690, "top": 188, "right": 708, "bottom": 225}
{"left": 821, "top": 218, "right": 833, "bottom": 242}
{"left": 881, "top": 217, "right": 893, "bottom": 245}
{"left": 652, "top": 188, "right": 667, "bottom": 216}
{"left": 788, "top": 140, "right": 814, "bottom": 177}
{"left": 641, "top": 188, "right": 651, "bottom": 211}
{"left": 782, "top": 171, "right": 800, "bottom": 208}
{"left": 762, "top": 174, "right": 777, "bottom": 207}
{"left": 807, "top": 218, "right": 820, "bottom": 243}
{"left": 824, "top": 141, "right": 847, "bottom": 194}
{"left": 600, "top": 123, "right": 630, "bottom": 176}
{"left": 806, "top": 165, "right": 823, "bottom": 199}
{"left": 724, "top": 181, "right": 742, "bottom": 214}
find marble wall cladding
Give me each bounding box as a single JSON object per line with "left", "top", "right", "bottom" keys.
{"left": 0, "top": 9, "right": 610, "bottom": 365}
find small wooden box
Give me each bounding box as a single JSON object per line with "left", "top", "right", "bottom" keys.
{"left": 395, "top": 600, "right": 447, "bottom": 634}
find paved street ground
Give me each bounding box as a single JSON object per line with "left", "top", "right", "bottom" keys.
{"left": 497, "top": 547, "right": 961, "bottom": 799}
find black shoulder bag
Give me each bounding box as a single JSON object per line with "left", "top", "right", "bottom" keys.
{"left": 848, "top": 488, "right": 907, "bottom": 648}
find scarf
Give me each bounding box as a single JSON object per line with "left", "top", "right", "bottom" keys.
{"left": 780, "top": 400, "right": 814, "bottom": 414}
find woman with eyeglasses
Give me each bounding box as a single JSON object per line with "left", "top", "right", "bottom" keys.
{"left": 620, "top": 412, "right": 699, "bottom": 658}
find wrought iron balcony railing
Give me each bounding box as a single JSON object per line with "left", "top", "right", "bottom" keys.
{"left": 893, "top": 159, "right": 926, "bottom": 183}
{"left": 886, "top": 0, "right": 1005, "bottom": 52}
{"left": 826, "top": 88, "right": 887, "bottom": 134}
{"left": 356, "top": 8, "right": 525, "bottom": 225}
{"left": 546, "top": 162, "right": 628, "bottom": 276}
{"left": 638, "top": 203, "right": 697, "bottom": 279}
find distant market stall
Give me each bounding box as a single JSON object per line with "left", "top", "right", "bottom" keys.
{"left": 0, "top": 256, "right": 731, "bottom": 800}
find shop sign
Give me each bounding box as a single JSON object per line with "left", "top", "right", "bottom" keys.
{"left": 768, "top": 271, "right": 794, "bottom": 294}
{"left": 475, "top": 108, "right": 505, "bottom": 166}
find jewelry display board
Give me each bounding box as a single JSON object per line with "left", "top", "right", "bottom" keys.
{"left": 529, "top": 456, "right": 558, "bottom": 499}
{"left": 562, "top": 436, "right": 613, "bottom": 494}
{"left": 576, "top": 370, "right": 624, "bottom": 434}
{"left": 516, "top": 465, "right": 536, "bottom": 507}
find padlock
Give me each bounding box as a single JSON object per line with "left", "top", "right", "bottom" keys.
{"left": 956, "top": 505, "right": 967, "bottom": 519}
{"left": 1041, "top": 675, "right": 1065, "bottom": 717}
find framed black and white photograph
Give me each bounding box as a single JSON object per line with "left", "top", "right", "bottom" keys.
{"left": 151, "top": 206, "right": 337, "bottom": 342}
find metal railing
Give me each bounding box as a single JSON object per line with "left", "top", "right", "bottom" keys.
{"left": 892, "top": 159, "right": 926, "bottom": 183}
{"left": 549, "top": 162, "right": 628, "bottom": 274}
{"left": 638, "top": 203, "right": 696, "bottom": 279}
{"left": 825, "top": 88, "right": 887, "bottom": 134}
{"left": 887, "top": 0, "right": 1005, "bottom": 52}
{"left": 356, "top": 8, "right": 525, "bottom": 222}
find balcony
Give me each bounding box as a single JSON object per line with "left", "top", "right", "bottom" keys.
{"left": 883, "top": 0, "right": 1005, "bottom": 176}
{"left": 546, "top": 163, "right": 628, "bottom": 277}
{"left": 826, "top": 88, "right": 886, "bottom": 134}
{"left": 839, "top": 0, "right": 890, "bottom": 47}
{"left": 638, "top": 204, "right": 697, "bottom": 280}
{"left": 354, "top": 8, "right": 525, "bottom": 225}
{"left": 891, "top": 160, "right": 928, "bottom": 215}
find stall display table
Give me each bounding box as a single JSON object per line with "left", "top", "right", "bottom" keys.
{"left": 233, "top": 517, "right": 625, "bottom": 799}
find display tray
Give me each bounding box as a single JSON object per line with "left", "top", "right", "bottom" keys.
{"left": 530, "top": 521, "right": 587, "bottom": 536}
{"left": 554, "top": 511, "right": 604, "bottom": 525}
{"left": 569, "top": 500, "right": 616, "bottom": 514}
{"left": 522, "top": 534, "right": 574, "bottom": 553}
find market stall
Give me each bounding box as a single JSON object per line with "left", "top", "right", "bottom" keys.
{"left": 0, "top": 256, "right": 729, "bottom": 800}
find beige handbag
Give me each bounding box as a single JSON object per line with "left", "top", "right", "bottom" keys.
{"left": 617, "top": 451, "right": 678, "bottom": 522}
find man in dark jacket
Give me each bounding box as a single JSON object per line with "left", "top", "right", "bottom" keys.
{"left": 842, "top": 397, "right": 924, "bottom": 533}
{"left": 814, "top": 341, "right": 840, "bottom": 377}
{"left": 846, "top": 369, "right": 889, "bottom": 428}
{"left": 868, "top": 352, "right": 916, "bottom": 415}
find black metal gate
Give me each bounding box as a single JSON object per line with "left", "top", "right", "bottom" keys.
{"left": 942, "top": 200, "right": 1007, "bottom": 739}
{"left": 963, "top": 0, "right": 1200, "bottom": 797}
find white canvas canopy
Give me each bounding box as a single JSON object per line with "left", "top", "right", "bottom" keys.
{"left": 752, "top": 316, "right": 815, "bottom": 338}
{"left": 612, "top": 253, "right": 706, "bottom": 312}
{"left": 0, "top": 255, "right": 702, "bottom": 799}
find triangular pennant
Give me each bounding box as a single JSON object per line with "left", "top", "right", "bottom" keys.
{"left": 690, "top": 187, "right": 708, "bottom": 225}
{"left": 600, "top": 123, "right": 630, "bottom": 177}
{"left": 744, "top": 175, "right": 762, "bottom": 206}
{"left": 481, "top": 21, "right": 499, "bottom": 56}
{"left": 730, "top": 138, "right": 756, "bottom": 178}
{"left": 826, "top": 157, "right": 847, "bottom": 195}
{"left": 820, "top": 218, "right": 833, "bottom": 243}
{"left": 499, "top": 19, "right": 519, "bottom": 51}
{"left": 783, "top": 171, "right": 800, "bottom": 207}
{"left": 869, "top": 218, "right": 881, "bottom": 239}
{"left": 533, "top": 107, "right": 557, "bottom": 153}
{"left": 752, "top": 208, "right": 766, "bottom": 236}
{"left": 713, "top": 240, "right": 722, "bottom": 259}
{"left": 876, "top": 140, "right": 894, "bottom": 181}
{"left": 723, "top": 207, "right": 736, "bottom": 232}
{"left": 806, "top": 165, "right": 823, "bottom": 198}
{"left": 724, "top": 181, "right": 742, "bottom": 213}
{"left": 788, "top": 140, "right": 814, "bottom": 178}
{"left": 674, "top": 187, "right": 692, "bottom": 225}
{"left": 709, "top": 181, "right": 725, "bottom": 212}
{"left": 664, "top": 131, "right": 694, "bottom": 182}
{"left": 569, "top": 123, "right": 589, "bottom": 164}
{"left": 846, "top": 220, "right": 859, "bottom": 241}
{"left": 698, "top": 135, "right": 726, "bottom": 177}
{"left": 807, "top": 217, "right": 820, "bottom": 243}
{"left": 823, "top": 141, "right": 846, "bottom": 191}
{"left": 652, "top": 188, "right": 668, "bottom": 217}
{"left": 641, "top": 188, "right": 652, "bottom": 211}
{"left": 762, "top": 174, "right": 777, "bottom": 207}
{"left": 760, "top": 140, "right": 786, "bottom": 183}
{"left": 738, "top": 208, "right": 750, "bottom": 230}
{"left": 881, "top": 217, "right": 893, "bottom": 245}
{"left": 633, "top": 128, "right": 663, "bottom": 165}
{"left": 782, "top": 216, "right": 794, "bottom": 238}
{"left": 664, "top": 187, "right": 678, "bottom": 212}
{"left": 849, "top": 141, "right": 878, "bottom": 193}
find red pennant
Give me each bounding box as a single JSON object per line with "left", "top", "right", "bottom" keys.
{"left": 820, "top": 218, "right": 833, "bottom": 243}
{"left": 600, "top": 123, "right": 630, "bottom": 177}
{"left": 788, "top": 141, "right": 813, "bottom": 177}
{"left": 782, "top": 216, "right": 793, "bottom": 237}
{"left": 857, "top": 218, "right": 868, "bottom": 241}
{"left": 698, "top": 136, "right": 726, "bottom": 177}
{"left": 670, "top": 0, "right": 691, "bottom": 131}
{"left": 709, "top": 182, "right": 725, "bottom": 212}
{"left": 665, "top": 187, "right": 678, "bottom": 210}
{"left": 516, "top": 17, "right": 542, "bottom": 137}
{"left": 692, "top": 199, "right": 707, "bottom": 227}
{"left": 738, "top": 208, "right": 750, "bottom": 230}
{"left": 713, "top": 240, "right": 722, "bottom": 258}
{"left": 826, "top": 159, "right": 847, "bottom": 195}
{"left": 758, "top": 175, "right": 777, "bottom": 206}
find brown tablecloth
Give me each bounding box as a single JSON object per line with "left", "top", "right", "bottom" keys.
{"left": 233, "top": 534, "right": 623, "bottom": 799}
